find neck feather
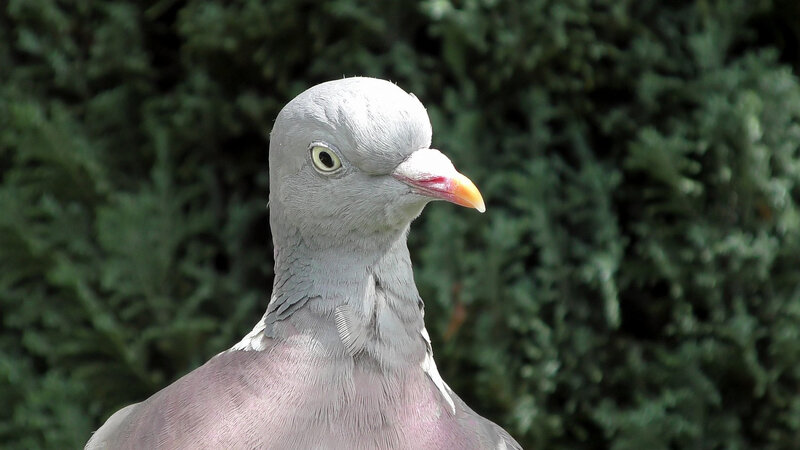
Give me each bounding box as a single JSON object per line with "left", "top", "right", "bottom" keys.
{"left": 253, "top": 220, "right": 428, "bottom": 370}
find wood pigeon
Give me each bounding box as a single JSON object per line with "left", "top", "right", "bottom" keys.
{"left": 86, "top": 77, "right": 521, "bottom": 450}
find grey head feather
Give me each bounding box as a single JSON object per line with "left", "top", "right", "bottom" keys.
{"left": 271, "top": 77, "right": 432, "bottom": 177}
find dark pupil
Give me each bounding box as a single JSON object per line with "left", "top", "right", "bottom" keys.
{"left": 319, "top": 151, "right": 334, "bottom": 168}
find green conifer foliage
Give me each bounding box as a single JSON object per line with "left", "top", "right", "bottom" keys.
{"left": 1, "top": 1, "right": 799, "bottom": 448}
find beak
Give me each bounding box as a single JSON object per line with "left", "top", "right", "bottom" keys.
{"left": 391, "top": 148, "right": 486, "bottom": 213}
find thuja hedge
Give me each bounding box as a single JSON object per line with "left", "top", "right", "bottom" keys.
{"left": 2, "top": 0, "right": 799, "bottom": 448}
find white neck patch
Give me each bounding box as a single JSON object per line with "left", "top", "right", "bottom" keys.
{"left": 230, "top": 314, "right": 268, "bottom": 352}
{"left": 420, "top": 327, "right": 456, "bottom": 415}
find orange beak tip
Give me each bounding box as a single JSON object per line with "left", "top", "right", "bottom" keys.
{"left": 451, "top": 172, "right": 486, "bottom": 213}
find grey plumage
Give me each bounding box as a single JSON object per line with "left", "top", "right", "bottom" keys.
{"left": 86, "top": 77, "right": 521, "bottom": 450}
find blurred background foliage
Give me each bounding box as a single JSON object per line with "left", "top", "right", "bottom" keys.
{"left": 2, "top": 0, "right": 800, "bottom": 448}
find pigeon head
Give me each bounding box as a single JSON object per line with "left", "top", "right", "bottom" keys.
{"left": 269, "top": 77, "right": 484, "bottom": 249}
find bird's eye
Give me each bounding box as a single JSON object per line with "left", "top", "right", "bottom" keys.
{"left": 310, "top": 145, "right": 342, "bottom": 173}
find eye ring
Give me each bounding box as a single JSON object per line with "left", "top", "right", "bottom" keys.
{"left": 310, "top": 144, "right": 342, "bottom": 173}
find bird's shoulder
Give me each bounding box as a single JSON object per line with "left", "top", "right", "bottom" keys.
{"left": 85, "top": 348, "right": 295, "bottom": 449}
{"left": 446, "top": 386, "right": 524, "bottom": 450}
